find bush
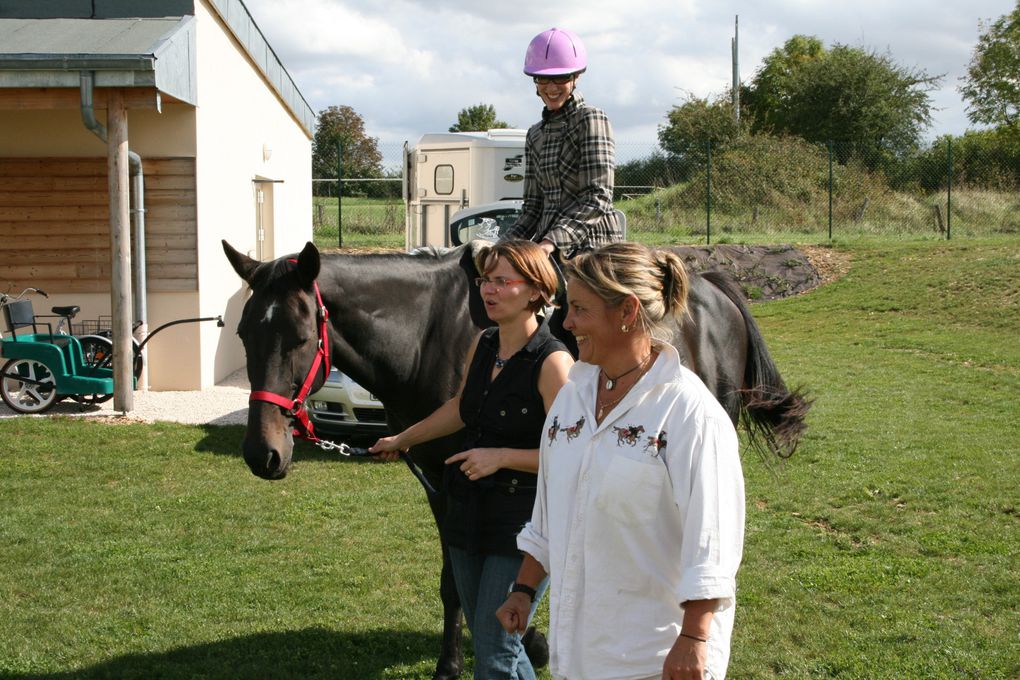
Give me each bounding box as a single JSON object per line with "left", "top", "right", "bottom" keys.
{"left": 890, "top": 130, "right": 1020, "bottom": 193}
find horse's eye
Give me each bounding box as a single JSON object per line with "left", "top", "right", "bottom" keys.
{"left": 282, "top": 334, "right": 313, "bottom": 351}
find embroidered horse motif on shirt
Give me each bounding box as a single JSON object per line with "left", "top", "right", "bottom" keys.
{"left": 614, "top": 424, "right": 645, "bottom": 447}
{"left": 561, "top": 416, "right": 586, "bottom": 442}
{"left": 645, "top": 430, "right": 667, "bottom": 457}
{"left": 547, "top": 415, "right": 560, "bottom": 444}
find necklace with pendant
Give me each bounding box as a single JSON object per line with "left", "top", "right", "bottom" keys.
{"left": 601, "top": 352, "right": 651, "bottom": 390}
{"left": 596, "top": 393, "right": 627, "bottom": 421}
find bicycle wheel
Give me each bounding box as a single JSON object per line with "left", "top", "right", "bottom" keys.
{"left": 1, "top": 358, "right": 59, "bottom": 414}
{"left": 74, "top": 335, "right": 115, "bottom": 405}
{"left": 82, "top": 333, "right": 143, "bottom": 380}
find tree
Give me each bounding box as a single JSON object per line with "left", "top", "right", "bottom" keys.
{"left": 657, "top": 94, "right": 741, "bottom": 164}
{"left": 449, "top": 103, "right": 510, "bottom": 132}
{"left": 312, "top": 105, "right": 383, "bottom": 191}
{"left": 742, "top": 35, "right": 825, "bottom": 133}
{"left": 960, "top": 2, "right": 1020, "bottom": 132}
{"left": 744, "top": 38, "right": 941, "bottom": 164}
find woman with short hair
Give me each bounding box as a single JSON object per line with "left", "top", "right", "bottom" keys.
{"left": 372, "top": 239, "right": 574, "bottom": 679}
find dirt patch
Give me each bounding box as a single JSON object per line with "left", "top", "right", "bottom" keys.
{"left": 799, "top": 245, "right": 853, "bottom": 287}
{"left": 668, "top": 244, "right": 847, "bottom": 301}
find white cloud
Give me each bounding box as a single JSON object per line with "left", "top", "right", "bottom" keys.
{"left": 243, "top": 0, "right": 1014, "bottom": 150}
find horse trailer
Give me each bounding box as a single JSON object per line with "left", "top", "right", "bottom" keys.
{"left": 403, "top": 129, "right": 527, "bottom": 249}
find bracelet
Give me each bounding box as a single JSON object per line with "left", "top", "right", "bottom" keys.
{"left": 508, "top": 582, "right": 537, "bottom": 602}
{"left": 679, "top": 632, "right": 708, "bottom": 643}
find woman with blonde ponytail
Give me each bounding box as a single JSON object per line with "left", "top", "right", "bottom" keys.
{"left": 498, "top": 242, "right": 746, "bottom": 680}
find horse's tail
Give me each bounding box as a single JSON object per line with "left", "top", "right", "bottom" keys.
{"left": 702, "top": 271, "right": 812, "bottom": 459}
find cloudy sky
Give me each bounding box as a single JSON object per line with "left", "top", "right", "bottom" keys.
{"left": 243, "top": 0, "right": 1013, "bottom": 165}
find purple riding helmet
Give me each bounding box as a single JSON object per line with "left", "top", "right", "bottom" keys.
{"left": 523, "top": 27, "right": 587, "bottom": 76}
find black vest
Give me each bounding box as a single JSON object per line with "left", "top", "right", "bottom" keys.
{"left": 443, "top": 322, "right": 567, "bottom": 554}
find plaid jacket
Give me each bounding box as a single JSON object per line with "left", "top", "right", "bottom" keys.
{"left": 504, "top": 93, "right": 623, "bottom": 259}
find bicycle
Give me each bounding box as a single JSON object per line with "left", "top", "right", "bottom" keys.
{"left": 1, "top": 287, "right": 112, "bottom": 413}
{"left": 1, "top": 287, "right": 220, "bottom": 414}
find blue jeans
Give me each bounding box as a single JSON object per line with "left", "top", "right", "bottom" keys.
{"left": 448, "top": 546, "right": 548, "bottom": 680}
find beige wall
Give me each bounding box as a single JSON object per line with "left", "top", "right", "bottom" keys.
{"left": 194, "top": 0, "right": 312, "bottom": 387}
{"left": 0, "top": 104, "right": 196, "bottom": 158}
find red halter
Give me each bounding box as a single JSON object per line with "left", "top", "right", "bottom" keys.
{"left": 248, "top": 271, "right": 331, "bottom": 443}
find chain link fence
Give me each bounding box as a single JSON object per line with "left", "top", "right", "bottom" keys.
{"left": 615, "top": 137, "right": 1019, "bottom": 244}
{"left": 313, "top": 177, "right": 404, "bottom": 249}
{"left": 314, "top": 137, "right": 1019, "bottom": 249}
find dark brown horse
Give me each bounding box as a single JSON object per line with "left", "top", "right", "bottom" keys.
{"left": 223, "top": 239, "right": 809, "bottom": 679}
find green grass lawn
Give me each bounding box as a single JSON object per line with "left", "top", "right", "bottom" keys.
{"left": 313, "top": 197, "right": 405, "bottom": 251}
{"left": 1, "top": 240, "right": 1018, "bottom": 678}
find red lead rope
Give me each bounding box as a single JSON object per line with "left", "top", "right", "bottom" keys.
{"left": 249, "top": 277, "right": 331, "bottom": 444}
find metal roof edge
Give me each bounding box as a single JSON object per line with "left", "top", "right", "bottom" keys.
{"left": 151, "top": 15, "right": 195, "bottom": 57}
{"left": 207, "top": 0, "right": 314, "bottom": 138}
{"left": 0, "top": 54, "right": 156, "bottom": 69}
{"left": 151, "top": 15, "right": 196, "bottom": 104}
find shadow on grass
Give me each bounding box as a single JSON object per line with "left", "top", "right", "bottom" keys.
{"left": 0, "top": 627, "right": 444, "bottom": 679}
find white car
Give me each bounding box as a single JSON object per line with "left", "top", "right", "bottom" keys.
{"left": 448, "top": 199, "right": 625, "bottom": 245}
{"left": 308, "top": 368, "right": 389, "bottom": 441}
{"left": 448, "top": 200, "right": 523, "bottom": 246}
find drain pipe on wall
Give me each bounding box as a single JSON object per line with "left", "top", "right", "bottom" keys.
{"left": 79, "top": 71, "right": 149, "bottom": 390}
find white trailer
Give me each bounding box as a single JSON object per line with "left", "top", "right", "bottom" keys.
{"left": 403, "top": 129, "right": 527, "bottom": 249}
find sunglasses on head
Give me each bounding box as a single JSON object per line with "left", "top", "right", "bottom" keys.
{"left": 533, "top": 74, "right": 575, "bottom": 85}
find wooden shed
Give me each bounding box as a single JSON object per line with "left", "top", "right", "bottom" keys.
{"left": 0, "top": 0, "right": 313, "bottom": 396}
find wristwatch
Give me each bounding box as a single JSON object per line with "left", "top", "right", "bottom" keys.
{"left": 508, "top": 582, "right": 537, "bottom": 602}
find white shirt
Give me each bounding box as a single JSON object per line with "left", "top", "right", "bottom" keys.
{"left": 518, "top": 344, "right": 745, "bottom": 680}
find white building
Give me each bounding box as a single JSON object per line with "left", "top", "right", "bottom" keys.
{"left": 0, "top": 0, "right": 313, "bottom": 391}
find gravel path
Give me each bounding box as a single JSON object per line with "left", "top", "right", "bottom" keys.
{"left": 0, "top": 368, "right": 251, "bottom": 426}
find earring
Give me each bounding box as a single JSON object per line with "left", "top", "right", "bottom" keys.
{"left": 621, "top": 323, "right": 630, "bottom": 333}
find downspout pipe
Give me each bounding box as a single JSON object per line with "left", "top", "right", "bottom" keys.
{"left": 80, "top": 71, "right": 149, "bottom": 387}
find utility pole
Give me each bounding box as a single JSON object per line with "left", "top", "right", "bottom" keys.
{"left": 731, "top": 15, "right": 740, "bottom": 122}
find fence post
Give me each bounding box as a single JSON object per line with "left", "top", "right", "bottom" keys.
{"left": 828, "top": 141, "right": 833, "bottom": 241}
{"left": 946, "top": 138, "right": 952, "bottom": 241}
{"left": 336, "top": 140, "right": 343, "bottom": 248}
{"left": 706, "top": 141, "right": 712, "bottom": 245}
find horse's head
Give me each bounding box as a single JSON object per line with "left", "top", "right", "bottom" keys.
{"left": 222, "top": 240, "right": 327, "bottom": 479}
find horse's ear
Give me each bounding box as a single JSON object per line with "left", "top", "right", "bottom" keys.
{"left": 222, "top": 240, "right": 258, "bottom": 283}
{"left": 295, "top": 241, "right": 320, "bottom": 288}
{"left": 459, "top": 242, "right": 491, "bottom": 329}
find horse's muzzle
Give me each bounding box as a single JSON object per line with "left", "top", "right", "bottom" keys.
{"left": 243, "top": 443, "right": 290, "bottom": 479}
{"left": 242, "top": 402, "right": 295, "bottom": 479}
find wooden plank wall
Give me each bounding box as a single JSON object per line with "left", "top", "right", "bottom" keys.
{"left": 0, "top": 157, "right": 197, "bottom": 293}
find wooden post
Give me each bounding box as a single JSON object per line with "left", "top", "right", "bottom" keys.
{"left": 107, "top": 89, "right": 134, "bottom": 412}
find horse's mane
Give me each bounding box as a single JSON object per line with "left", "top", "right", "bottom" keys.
{"left": 313, "top": 246, "right": 455, "bottom": 259}
{"left": 318, "top": 246, "right": 461, "bottom": 269}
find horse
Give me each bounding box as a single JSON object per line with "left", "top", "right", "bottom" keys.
{"left": 645, "top": 430, "right": 668, "bottom": 458}
{"left": 614, "top": 424, "right": 646, "bottom": 446}
{"left": 222, "top": 239, "right": 809, "bottom": 679}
